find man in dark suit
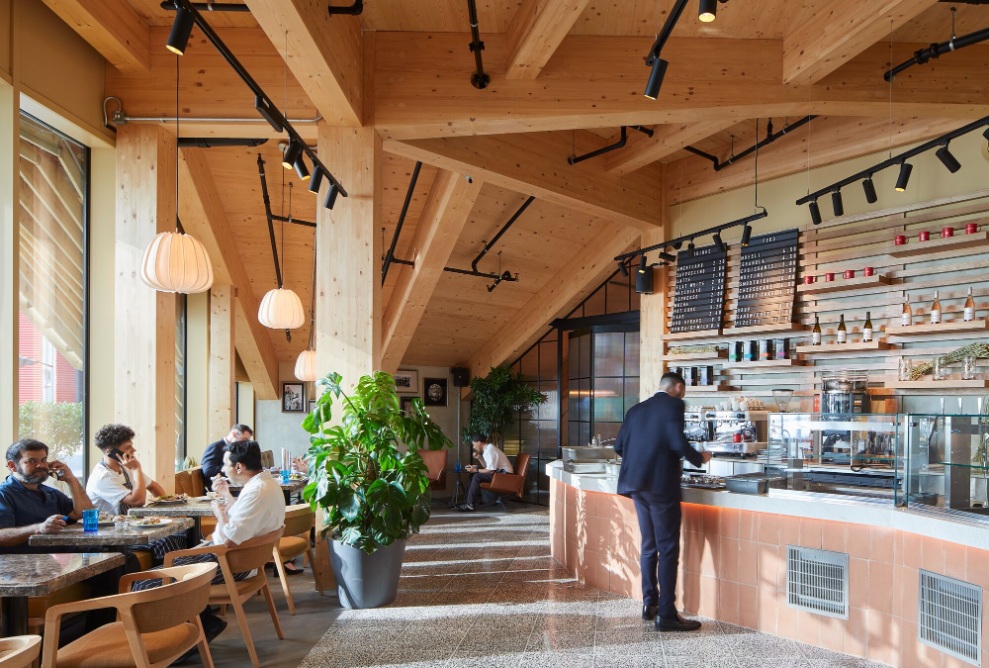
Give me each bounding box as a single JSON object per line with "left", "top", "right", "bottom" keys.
{"left": 201, "top": 424, "right": 252, "bottom": 491}
{"left": 615, "top": 371, "right": 711, "bottom": 632}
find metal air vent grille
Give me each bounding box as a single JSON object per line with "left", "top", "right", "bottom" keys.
{"left": 919, "top": 570, "right": 981, "bottom": 666}
{"left": 786, "top": 545, "right": 848, "bottom": 619}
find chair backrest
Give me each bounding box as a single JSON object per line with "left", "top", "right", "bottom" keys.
{"left": 187, "top": 467, "right": 206, "bottom": 496}
{"left": 124, "top": 562, "right": 217, "bottom": 634}
{"left": 283, "top": 504, "right": 314, "bottom": 537}
{"left": 224, "top": 526, "right": 285, "bottom": 573}
{"left": 418, "top": 449, "right": 446, "bottom": 483}
{"left": 0, "top": 635, "right": 41, "bottom": 668}
{"left": 260, "top": 450, "right": 275, "bottom": 468}
{"left": 174, "top": 470, "right": 191, "bottom": 497}
{"left": 514, "top": 453, "right": 530, "bottom": 479}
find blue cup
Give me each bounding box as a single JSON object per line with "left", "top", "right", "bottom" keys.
{"left": 82, "top": 508, "right": 99, "bottom": 533}
{"left": 280, "top": 469, "right": 290, "bottom": 485}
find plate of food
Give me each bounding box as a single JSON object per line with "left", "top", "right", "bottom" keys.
{"left": 129, "top": 517, "right": 171, "bottom": 528}
{"left": 150, "top": 494, "right": 188, "bottom": 505}
{"left": 97, "top": 513, "right": 124, "bottom": 526}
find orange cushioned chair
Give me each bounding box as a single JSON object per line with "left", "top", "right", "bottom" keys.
{"left": 480, "top": 452, "right": 530, "bottom": 511}
{"left": 164, "top": 527, "right": 284, "bottom": 668}
{"left": 40, "top": 562, "right": 217, "bottom": 668}
{"left": 418, "top": 449, "right": 447, "bottom": 494}
{"left": 185, "top": 467, "right": 216, "bottom": 539}
{"left": 0, "top": 635, "right": 41, "bottom": 668}
{"left": 272, "top": 505, "right": 324, "bottom": 614}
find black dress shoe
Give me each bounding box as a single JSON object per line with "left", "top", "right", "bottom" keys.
{"left": 656, "top": 614, "right": 702, "bottom": 632}
{"left": 456, "top": 504, "right": 475, "bottom": 512}
{"left": 641, "top": 604, "right": 658, "bottom": 620}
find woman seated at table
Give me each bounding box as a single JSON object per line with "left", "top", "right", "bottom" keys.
{"left": 86, "top": 423, "right": 185, "bottom": 563}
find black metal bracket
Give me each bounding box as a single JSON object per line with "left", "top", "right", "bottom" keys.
{"left": 467, "top": 0, "right": 490, "bottom": 89}
{"left": 885, "top": 25, "right": 989, "bottom": 81}
{"left": 567, "top": 126, "right": 654, "bottom": 165}
{"left": 684, "top": 116, "right": 815, "bottom": 171}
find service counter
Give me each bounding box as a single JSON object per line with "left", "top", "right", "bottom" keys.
{"left": 548, "top": 460, "right": 989, "bottom": 668}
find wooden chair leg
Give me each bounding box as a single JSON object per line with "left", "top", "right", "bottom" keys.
{"left": 231, "top": 599, "right": 261, "bottom": 668}
{"left": 305, "top": 547, "right": 324, "bottom": 595}
{"left": 273, "top": 556, "right": 296, "bottom": 615}
{"left": 260, "top": 582, "right": 284, "bottom": 639}
{"left": 196, "top": 617, "right": 215, "bottom": 668}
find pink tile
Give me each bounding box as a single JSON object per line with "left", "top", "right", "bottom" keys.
{"left": 680, "top": 571, "right": 700, "bottom": 613}
{"left": 800, "top": 517, "right": 823, "bottom": 548}
{"left": 846, "top": 523, "right": 871, "bottom": 559}
{"left": 718, "top": 579, "right": 739, "bottom": 624}
{"left": 721, "top": 537, "right": 739, "bottom": 583}
{"left": 821, "top": 520, "right": 846, "bottom": 552}
{"left": 869, "top": 526, "right": 894, "bottom": 563}
{"left": 942, "top": 541, "right": 966, "bottom": 581}
{"left": 699, "top": 535, "right": 720, "bottom": 577}
{"left": 902, "top": 534, "right": 922, "bottom": 570}
{"left": 891, "top": 563, "right": 903, "bottom": 618}
{"left": 870, "top": 611, "right": 903, "bottom": 666}
{"left": 775, "top": 545, "right": 789, "bottom": 592}
{"left": 868, "top": 560, "right": 893, "bottom": 615}
{"left": 720, "top": 507, "right": 740, "bottom": 539}
{"left": 757, "top": 513, "right": 780, "bottom": 545}
{"left": 778, "top": 515, "right": 801, "bottom": 546}
{"left": 844, "top": 606, "right": 868, "bottom": 658}
{"left": 738, "top": 540, "right": 759, "bottom": 587}
{"left": 776, "top": 598, "right": 799, "bottom": 640}
{"left": 818, "top": 616, "right": 845, "bottom": 654}
{"left": 757, "top": 544, "right": 779, "bottom": 591}
{"left": 698, "top": 574, "right": 719, "bottom": 618}
{"left": 900, "top": 566, "right": 920, "bottom": 622}
{"left": 849, "top": 557, "right": 868, "bottom": 610}
{"left": 966, "top": 546, "right": 989, "bottom": 590}
{"left": 681, "top": 531, "right": 702, "bottom": 574}
{"left": 757, "top": 584, "right": 778, "bottom": 633}
{"left": 738, "top": 510, "right": 755, "bottom": 542}
{"left": 796, "top": 610, "right": 821, "bottom": 647}
{"left": 921, "top": 536, "right": 946, "bottom": 573}
{"left": 703, "top": 506, "right": 720, "bottom": 535}
{"left": 737, "top": 584, "right": 758, "bottom": 629}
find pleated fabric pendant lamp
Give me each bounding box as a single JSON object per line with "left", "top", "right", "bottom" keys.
{"left": 259, "top": 181, "right": 305, "bottom": 331}
{"left": 294, "top": 242, "right": 319, "bottom": 381}
{"left": 141, "top": 48, "right": 213, "bottom": 294}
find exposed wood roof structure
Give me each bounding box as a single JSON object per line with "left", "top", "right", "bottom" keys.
{"left": 42, "top": 0, "right": 989, "bottom": 383}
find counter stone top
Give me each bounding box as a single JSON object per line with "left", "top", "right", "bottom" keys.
{"left": 0, "top": 552, "right": 125, "bottom": 597}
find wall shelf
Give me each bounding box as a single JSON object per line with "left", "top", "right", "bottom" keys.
{"left": 887, "top": 231, "right": 989, "bottom": 258}
{"left": 663, "top": 350, "right": 727, "bottom": 361}
{"left": 795, "top": 340, "right": 891, "bottom": 353}
{"left": 883, "top": 379, "right": 989, "bottom": 389}
{"left": 797, "top": 273, "right": 891, "bottom": 294}
{"left": 666, "top": 329, "right": 722, "bottom": 341}
{"left": 686, "top": 384, "right": 733, "bottom": 392}
{"left": 723, "top": 359, "right": 806, "bottom": 369}
{"left": 724, "top": 323, "right": 805, "bottom": 336}
{"left": 885, "top": 319, "right": 989, "bottom": 337}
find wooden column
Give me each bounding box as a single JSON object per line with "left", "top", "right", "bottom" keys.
{"left": 208, "top": 283, "right": 235, "bottom": 438}
{"left": 639, "top": 167, "right": 669, "bottom": 398}
{"left": 114, "top": 125, "right": 176, "bottom": 490}
{"left": 0, "top": 82, "right": 18, "bottom": 446}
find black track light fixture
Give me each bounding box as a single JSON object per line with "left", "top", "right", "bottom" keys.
{"left": 712, "top": 232, "right": 726, "bottom": 252}
{"left": 831, "top": 190, "right": 844, "bottom": 217}
{"left": 687, "top": 239, "right": 695, "bottom": 251}
{"left": 254, "top": 95, "right": 283, "bottom": 133}
{"left": 618, "top": 261, "right": 629, "bottom": 277}
{"left": 984, "top": 127, "right": 989, "bottom": 142}
{"left": 643, "top": 57, "right": 669, "bottom": 100}
{"left": 293, "top": 154, "right": 310, "bottom": 180}
{"left": 637, "top": 254, "right": 648, "bottom": 274}
{"left": 740, "top": 223, "right": 752, "bottom": 247}
{"left": 281, "top": 140, "right": 302, "bottom": 170}
{"left": 659, "top": 251, "right": 677, "bottom": 262}
{"left": 935, "top": 144, "right": 961, "bottom": 173}
{"left": 808, "top": 200, "right": 822, "bottom": 225}
{"left": 698, "top": 0, "right": 717, "bottom": 22}
{"left": 671, "top": 240, "right": 683, "bottom": 250}
{"left": 166, "top": 5, "right": 195, "bottom": 55}
{"left": 895, "top": 162, "right": 913, "bottom": 192}
{"left": 323, "top": 183, "right": 340, "bottom": 210}
{"left": 308, "top": 166, "right": 324, "bottom": 194}
{"left": 862, "top": 177, "right": 878, "bottom": 204}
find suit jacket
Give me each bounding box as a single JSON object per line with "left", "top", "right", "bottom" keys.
{"left": 614, "top": 391, "right": 704, "bottom": 500}
{"left": 201, "top": 439, "right": 227, "bottom": 491}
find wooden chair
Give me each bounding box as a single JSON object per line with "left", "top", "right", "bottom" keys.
{"left": 0, "top": 635, "right": 41, "bottom": 668}
{"left": 174, "top": 470, "right": 192, "bottom": 497}
{"left": 164, "top": 527, "right": 284, "bottom": 668}
{"left": 272, "top": 504, "right": 324, "bottom": 614}
{"left": 40, "top": 562, "right": 217, "bottom": 668}
{"left": 480, "top": 453, "right": 531, "bottom": 511}
{"left": 260, "top": 450, "right": 275, "bottom": 468}
{"left": 418, "top": 449, "right": 447, "bottom": 493}
{"left": 186, "top": 467, "right": 207, "bottom": 497}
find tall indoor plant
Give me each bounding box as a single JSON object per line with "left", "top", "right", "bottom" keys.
{"left": 302, "top": 370, "right": 452, "bottom": 608}
{"left": 466, "top": 364, "right": 547, "bottom": 447}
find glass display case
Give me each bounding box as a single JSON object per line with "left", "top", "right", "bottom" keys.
{"left": 901, "top": 413, "right": 989, "bottom": 514}
{"left": 767, "top": 413, "right": 901, "bottom": 501}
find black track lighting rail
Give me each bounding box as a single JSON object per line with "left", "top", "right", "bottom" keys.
{"left": 169, "top": 0, "right": 348, "bottom": 205}
{"left": 567, "top": 126, "right": 654, "bottom": 165}
{"left": 382, "top": 161, "right": 423, "bottom": 284}
{"left": 885, "top": 25, "right": 989, "bottom": 82}
{"left": 466, "top": 0, "right": 490, "bottom": 89}
{"left": 383, "top": 260, "right": 519, "bottom": 290}
{"left": 176, "top": 137, "right": 268, "bottom": 148}
{"left": 327, "top": 0, "right": 364, "bottom": 15}
{"left": 161, "top": 1, "right": 249, "bottom": 11}
{"left": 272, "top": 214, "right": 316, "bottom": 229}
{"left": 257, "top": 154, "right": 283, "bottom": 289}
{"left": 683, "top": 116, "right": 816, "bottom": 171}
{"left": 471, "top": 196, "right": 534, "bottom": 272}
{"left": 794, "top": 115, "right": 989, "bottom": 208}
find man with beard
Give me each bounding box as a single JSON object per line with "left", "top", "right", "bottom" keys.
{"left": 0, "top": 438, "right": 94, "bottom": 553}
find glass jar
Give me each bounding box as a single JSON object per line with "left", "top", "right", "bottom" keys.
{"left": 898, "top": 357, "right": 913, "bottom": 381}
{"left": 963, "top": 355, "right": 978, "bottom": 380}
{"left": 933, "top": 356, "right": 949, "bottom": 381}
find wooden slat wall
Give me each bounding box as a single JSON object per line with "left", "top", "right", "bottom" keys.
{"left": 664, "top": 191, "right": 989, "bottom": 411}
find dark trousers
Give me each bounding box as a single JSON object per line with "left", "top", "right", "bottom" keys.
{"left": 464, "top": 472, "right": 494, "bottom": 505}
{"left": 631, "top": 492, "right": 682, "bottom": 619}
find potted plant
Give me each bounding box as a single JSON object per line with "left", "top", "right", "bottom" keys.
{"left": 301, "top": 370, "right": 452, "bottom": 608}
{"left": 466, "top": 364, "right": 547, "bottom": 449}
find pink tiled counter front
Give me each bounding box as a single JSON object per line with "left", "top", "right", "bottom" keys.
{"left": 549, "top": 475, "right": 989, "bottom": 668}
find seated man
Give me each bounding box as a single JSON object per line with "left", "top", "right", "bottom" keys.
{"left": 201, "top": 424, "right": 253, "bottom": 491}
{"left": 456, "top": 434, "right": 513, "bottom": 512}
{"left": 86, "top": 424, "right": 184, "bottom": 563}
{"left": 0, "top": 439, "right": 93, "bottom": 552}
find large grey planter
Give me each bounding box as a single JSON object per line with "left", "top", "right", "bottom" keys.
{"left": 329, "top": 538, "right": 407, "bottom": 609}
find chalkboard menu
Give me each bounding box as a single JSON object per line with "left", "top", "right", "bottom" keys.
{"left": 734, "top": 228, "right": 798, "bottom": 328}
{"left": 669, "top": 243, "right": 728, "bottom": 333}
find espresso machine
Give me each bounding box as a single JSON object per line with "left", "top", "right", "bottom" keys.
{"left": 820, "top": 370, "right": 869, "bottom": 464}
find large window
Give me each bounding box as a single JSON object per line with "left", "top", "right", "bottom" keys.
{"left": 17, "top": 112, "right": 89, "bottom": 477}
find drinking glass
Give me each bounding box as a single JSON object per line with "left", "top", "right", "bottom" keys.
{"left": 963, "top": 355, "right": 978, "bottom": 380}
{"left": 280, "top": 469, "right": 290, "bottom": 485}
{"left": 898, "top": 357, "right": 913, "bottom": 381}
{"left": 82, "top": 508, "right": 99, "bottom": 533}
{"left": 934, "top": 356, "right": 948, "bottom": 381}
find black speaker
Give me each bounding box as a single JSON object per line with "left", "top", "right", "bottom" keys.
{"left": 451, "top": 367, "right": 470, "bottom": 387}
{"left": 635, "top": 267, "right": 654, "bottom": 294}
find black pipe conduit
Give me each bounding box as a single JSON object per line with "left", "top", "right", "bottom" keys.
{"left": 684, "top": 116, "right": 816, "bottom": 171}
{"left": 257, "top": 154, "right": 282, "bottom": 289}
{"left": 567, "top": 126, "right": 656, "bottom": 164}
{"left": 327, "top": 0, "right": 364, "bottom": 16}
{"left": 161, "top": 1, "right": 250, "bottom": 11}
{"left": 177, "top": 137, "right": 268, "bottom": 148}
{"left": 885, "top": 25, "right": 989, "bottom": 81}
{"left": 382, "top": 161, "right": 423, "bottom": 284}
{"left": 471, "top": 196, "right": 534, "bottom": 273}
{"left": 466, "top": 0, "right": 491, "bottom": 89}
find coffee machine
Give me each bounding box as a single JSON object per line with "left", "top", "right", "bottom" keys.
{"left": 820, "top": 370, "right": 869, "bottom": 464}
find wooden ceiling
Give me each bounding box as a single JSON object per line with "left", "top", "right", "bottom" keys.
{"left": 42, "top": 0, "right": 989, "bottom": 388}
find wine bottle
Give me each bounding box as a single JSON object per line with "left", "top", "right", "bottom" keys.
{"left": 964, "top": 287, "right": 976, "bottom": 322}
{"left": 901, "top": 292, "right": 912, "bottom": 327}
{"left": 863, "top": 311, "right": 873, "bottom": 343}
{"left": 837, "top": 314, "right": 847, "bottom": 344}
{"left": 812, "top": 314, "right": 822, "bottom": 345}
{"left": 930, "top": 290, "right": 942, "bottom": 325}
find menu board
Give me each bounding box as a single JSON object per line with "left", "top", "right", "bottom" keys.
{"left": 734, "top": 228, "right": 798, "bottom": 328}
{"left": 669, "top": 243, "right": 728, "bottom": 333}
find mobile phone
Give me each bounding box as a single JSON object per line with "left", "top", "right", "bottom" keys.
{"left": 108, "top": 447, "right": 125, "bottom": 463}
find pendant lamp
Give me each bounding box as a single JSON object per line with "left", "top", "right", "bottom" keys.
{"left": 294, "top": 349, "right": 317, "bottom": 382}
{"left": 294, "top": 240, "right": 319, "bottom": 381}
{"left": 141, "top": 52, "right": 214, "bottom": 294}
{"left": 259, "top": 287, "right": 305, "bottom": 329}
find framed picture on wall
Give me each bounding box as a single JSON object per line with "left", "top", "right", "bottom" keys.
{"left": 282, "top": 382, "right": 305, "bottom": 412}
{"left": 394, "top": 369, "right": 418, "bottom": 394}
{"left": 423, "top": 377, "right": 448, "bottom": 407}
{"left": 307, "top": 400, "right": 317, "bottom": 414}
{"left": 400, "top": 396, "right": 419, "bottom": 416}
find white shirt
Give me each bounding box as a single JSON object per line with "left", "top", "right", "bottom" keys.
{"left": 213, "top": 470, "right": 285, "bottom": 546}
{"left": 86, "top": 462, "right": 152, "bottom": 515}
{"left": 481, "top": 443, "right": 513, "bottom": 474}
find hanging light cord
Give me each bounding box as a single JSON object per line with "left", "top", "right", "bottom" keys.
{"left": 307, "top": 241, "right": 317, "bottom": 350}
{"left": 175, "top": 56, "right": 180, "bottom": 231}
{"left": 753, "top": 118, "right": 759, "bottom": 211}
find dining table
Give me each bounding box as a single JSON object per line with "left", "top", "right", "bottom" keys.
{"left": 128, "top": 497, "right": 216, "bottom": 543}
{"left": 0, "top": 552, "right": 125, "bottom": 637}
{"left": 228, "top": 477, "right": 308, "bottom": 505}
{"left": 28, "top": 517, "right": 195, "bottom": 551}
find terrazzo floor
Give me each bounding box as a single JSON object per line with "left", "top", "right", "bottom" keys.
{"left": 279, "top": 504, "right": 893, "bottom": 668}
